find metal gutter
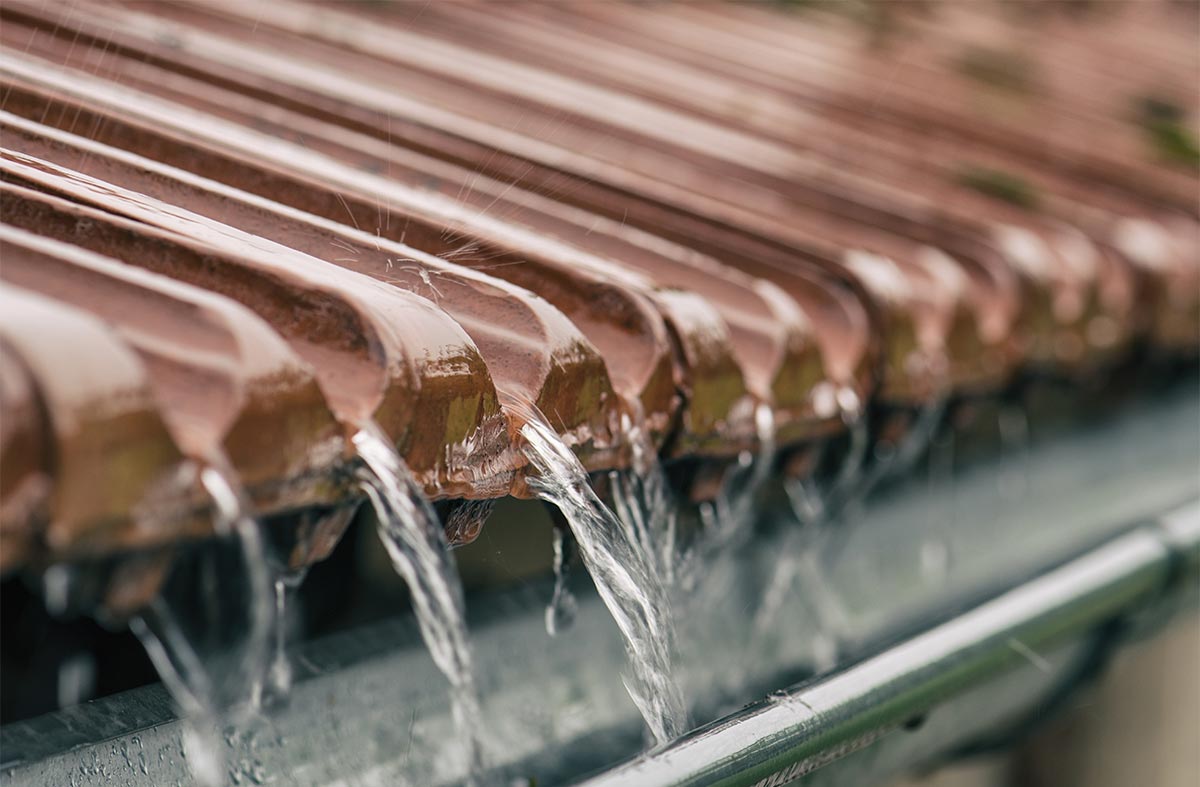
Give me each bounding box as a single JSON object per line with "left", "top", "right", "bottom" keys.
{"left": 1, "top": 374, "right": 1196, "bottom": 785}
{"left": 576, "top": 503, "right": 1197, "bottom": 787}
{"left": 2, "top": 501, "right": 1194, "bottom": 787}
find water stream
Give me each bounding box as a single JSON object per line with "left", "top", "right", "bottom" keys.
{"left": 921, "top": 424, "right": 957, "bottom": 584}
{"left": 352, "top": 425, "right": 486, "bottom": 778}
{"left": 699, "top": 404, "right": 777, "bottom": 552}
{"left": 519, "top": 412, "right": 688, "bottom": 746}
{"left": 198, "top": 466, "right": 274, "bottom": 710}
{"left": 777, "top": 398, "right": 952, "bottom": 665}
{"left": 859, "top": 399, "right": 948, "bottom": 503}
{"left": 997, "top": 402, "right": 1031, "bottom": 504}
{"left": 687, "top": 403, "right": 778, "bottom": 632}
{"left": 608, "top": 410, "right": 679, "bottom": 588}
{"left": 130, "top": 607, "right": 225, "bottom": 787}
{"left": 267, "top": 568, "right": 307, "bottom": 699}
{"left": 753, "top": 394, "right": 870, "bottom": 658}
{"left": 545, "top": 524, "right": 579, "bottom": 637}
{"left": 129, "top": 464, "right": 275, "bottom": 787}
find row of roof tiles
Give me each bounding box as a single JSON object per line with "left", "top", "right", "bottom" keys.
{"left": 0, "top": 0, "right": 1196, "bottom": 585}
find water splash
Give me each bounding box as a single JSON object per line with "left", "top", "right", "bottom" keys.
{"left": 353, "top": 425, "right": 485, "bottom": 777}
{"left": 545, "top": 524, "right": 578, "bottom": 636}
{"left": 519, "top": 412, "right": 688, "bottom": 745}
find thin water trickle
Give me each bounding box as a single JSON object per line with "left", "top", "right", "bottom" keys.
{"left": 545, "top": 524, "right": 578, "bottom": 637}
{"left": 921, "top": 423, "right": 957, "bottom": 585}
{"left": 854, "top": 399, "right": 947, "bottom": 506}
{"left": 997, "top": 402, "right": 1031, "bottom": 503}
{"left": 702, "top": 404, "right": 777, "bottom": 549}
{"left": 267, "top": 569, "right": 307, "bottom": 699}
{"left": 353, "top": 425, "right": 485, "bottom": 778}
{"left": 752, "top": 501, "right": 853, "bottom": 665}
{"left": 128, "top": 465, "right": 276, "bottom": 787}
{"left": 897, "top": 399, "right": 948, "bottom": 473}
{"left": 751, "top": 547, "right": 800, "bottom": 640}
{"left": 199, "top": 466, "right": 274, "bottom": 710}
{"left": 690, "top": 404, "right": 779, "bottom": 663}
{"left": 810, "top": 397, "right": 948, "bottom": 576}
{"left": 785, "top": 475, "right": 826, "bottom": 531}
{"left": 755, "top": 394, "right": 866, "bottom": 648}
{"left": 609, "top": 408, "right": 680, "bottom": 587}
{"left": 41, "top": 564, "right": 73, "bottom": 617}
{"left": 56, "top": 653, "right": 96, "bottom": 709}
{"left": 519, "top": 412, "right": 688, "bottom": 746}
{"left": 130, "top": 604, "right": 224, "bottom": 787}
{"left": 814, "top": 401, "right": 871, "bottom": 519}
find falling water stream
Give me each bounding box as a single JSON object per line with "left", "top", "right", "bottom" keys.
{"left": 861, "top": 399, "right": 948, "bottom": 501}
{"left": 685, "top": 403, "right": 779, "bottom": 636}
{"left": 520, "top": 412, "right": 688, "bottom": 746}
{"left": 130, "top": 464, "right": 274, "bottom": 787}
{"left": 199, "top": 465, "right": 274, "bottom": 709}
{"left": 609, "top": 409, "right": 680, "bottom": 588}
{"left": 113, "top": 377, "right": 958, "bottom": 782}
{"left": 699, "top": 404, "right": 777, "bottom": 552}
{"left": 130, "top": 608, "right": 225, "bottom": 787}
{"left": 793, "top": 395, "right": 956, "bottom": 667}
{"left": 921, "top": 424, "right": 957, "bottom": 584}
{"left": 352, "top": 425, "right": 486, "bottom": 778}
{"left": 764, "top": 397, "right": 951, "bottom": 654}
{"left": 753, "top": 401, "right": 862, "bottom": 667}
{"left": 267, "top": 568, "right": 307, "bottom": 699}
{"left": 545, "top": 524, "right": 579, "bottom": 637}
{"left": 997, "top": 402, "right": 1032, "bottom": 503}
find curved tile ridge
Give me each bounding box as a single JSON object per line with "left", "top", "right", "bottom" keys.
{"left": 0, "top": 57, "right": 676, "bottom": 461}
{"left": 0, "top": 110, "right": 624, "bottom": 488}
{"left": 386, "top": 0, "right": 1167, "bottom": 375}
{"left": 0, "top": 285, "right": 200, "bottom": 560}
{"left": 0, "top": 45, "right": 875, "bottom": 444}
{"left": 0, "top": 224, "right": 347, "bottom": 521}
{"left": 0, "top": 156, "right": 510, "bottom": 503}
{"left": 0, "top": 90, "right": 759, "bottom": 459}
{"left": 20, "top": 0, "right": 986, "bottom": 402}
{"left": 0, "top": 342, "right": 49, "bottom": 574}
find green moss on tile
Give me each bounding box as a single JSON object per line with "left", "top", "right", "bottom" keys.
{"left": 956, "top": 166, "right": 1040, "bottom": 210}
{"left": 1136, "top": 96, "right": 1200, "bottom": 169}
